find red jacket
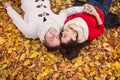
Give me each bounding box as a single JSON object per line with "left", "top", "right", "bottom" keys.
{"left": 65, "top": 7, "right": 105, "bottom": 41}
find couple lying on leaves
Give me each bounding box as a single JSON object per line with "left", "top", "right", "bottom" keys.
{"left": 4, "top": 0, "right": 120, "bottom": 60}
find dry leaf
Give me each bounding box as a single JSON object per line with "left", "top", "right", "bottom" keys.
{"left": 23, "top": 59, "right": 30, "bottom": 66}
{"left": 30, "top": 51, "right": 39, "bottom": 58}
{"left": 0, "top": 37, "right": 5, "bottom": 44}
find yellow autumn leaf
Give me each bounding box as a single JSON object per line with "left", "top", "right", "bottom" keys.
{"left": 106, "top": 62, "right": 111, "bottom": 68}
{"left": 94, "top": 77, "right": 102, "bottom": 80}
{"left": 103, "top": 42, "right": 109, "bottom": 47}
{"left": 114, "top": 61, "right": 120, "bottom": 72}
{"left": 90, "top": 70, "right": 96, "bottom": 76}
{"left": 76, "top": 56, "right": 84, "bottom": 66}
{"left": 24, "top": 40, "right": 30, "bottom": 48}
{"left": 40, "top": 57, "right": 45, "bottom": 61}
{"left": 0, "top": 19, "right": 3, "bottom": 26}
{"left": 78, "top": 67, "right": 82, "bottom": 72}
{"left": 102, "top": 42, "right": 113, "bottom": 52}
{"left": 43, "top": 68, "right": 51, "bottom": 76}
{"left": 85, "top": 56, "right": 91, "bottom": 62}
{"left": 110, "top": 77, "right": 115, "bottom": 80}
{"left": 2, "top": 64, "right": 8, "bottom": 69}
{"left": 0, "top": 37, "right": 5, "bottom": 44}
{"left": 37, "top": 74, "right": 42, "bottom": 80}
{"left": 7, "top": 48, "right": 13, "bottom": 53}
{"left": 7, "top": 24, "right": 13, "bottom": 31}
{"left": 113, "top": 31, "right": 118, "bottom": 38}
{"left": 95, "top": 55, "right": 100, "bottom": 60}
{"left": 48, "top": 53, "right": 55, "bottom": 59}
{"left": 89, "top": 62, "right": 94, "bottom": 67}
{"left": 20, "top": 54, "right": 26, "bottom": 61}
{"left": 30, "top": 51, "right": 39, "bottom": 58}
{"left": 23, "top": 59, "right": 30, "bottom": 66}
{"left": 53, "top": 64, "right": 57, "bottom": 71}
{"left": 56, "top": 0, "right": 61, "bottom": 5}
{"left": 19, "top": 73, "right": 23, "bottom": 80}
{"left": 53, "top": 73, "right": 59, "bottom": 79}
{"left": 11, "top": 70, "right": 18, "bottom": 77}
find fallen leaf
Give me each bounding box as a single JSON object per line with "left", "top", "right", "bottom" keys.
{"left": 0, "top": 37, "right": 5, "bottom": 44}
{"left": 30, "top": 51, "right": 39, "bottom": 58}
{"left": 23, "top": 59, "right": 30, "bottom": 66}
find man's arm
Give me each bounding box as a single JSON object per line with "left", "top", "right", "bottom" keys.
{"left": 4, "top": 2, "right": 34, "bottom": 38}
{"left": 59, "top": 6, "right": 84, "bottom": 17}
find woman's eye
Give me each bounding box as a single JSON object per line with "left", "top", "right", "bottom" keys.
{"left": 63, "top": 35, "right": 66, "bottom": 38}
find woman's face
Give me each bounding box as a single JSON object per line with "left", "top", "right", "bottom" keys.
{"left": 61, "top": 28, "right": 77, "bottom": 44}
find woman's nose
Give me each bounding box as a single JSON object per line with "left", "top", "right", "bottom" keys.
{"left": 62, "top": 31, "right": 66, "bottom": 34}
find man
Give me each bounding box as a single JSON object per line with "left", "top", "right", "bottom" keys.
{"left": 4, "top": 0, "right": 84, "bottom": 51}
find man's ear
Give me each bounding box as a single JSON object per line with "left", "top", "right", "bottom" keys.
{"left": 43, "top": 40, "right": 46, "bottom": 43}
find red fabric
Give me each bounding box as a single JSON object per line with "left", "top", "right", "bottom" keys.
{"left": 65, "top": 7, "right": 105, "bottom": 41}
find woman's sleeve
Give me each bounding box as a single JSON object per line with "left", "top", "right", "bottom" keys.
{"left": 89, "top": 7, "right": 105, "bottom": 41}
{"left": 89, "top": 24, "right": 104, "bottom": 41}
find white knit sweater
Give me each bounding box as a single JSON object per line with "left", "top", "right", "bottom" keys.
{"left": 6, "top": 0, "right": 84, "bottom": 43}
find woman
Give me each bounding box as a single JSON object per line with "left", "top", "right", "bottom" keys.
{"left": 60, "top": 0, "right": 112, "bottom": 60}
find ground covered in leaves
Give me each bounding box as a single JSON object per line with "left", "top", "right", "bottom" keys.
{"left": 0, "top": 0, "right": 120, "bottom": 80}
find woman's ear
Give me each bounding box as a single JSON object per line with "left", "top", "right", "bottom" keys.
{"left": 72, "top": 31, "right": 77, "bottom": 41}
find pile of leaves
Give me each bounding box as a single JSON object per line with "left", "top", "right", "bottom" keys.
{"left": 0, "top": 0, "right": 120, "bottom": 80}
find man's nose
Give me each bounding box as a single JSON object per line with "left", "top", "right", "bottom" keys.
{"left": 52, "top": 32, "right": 58, "bottom": 37}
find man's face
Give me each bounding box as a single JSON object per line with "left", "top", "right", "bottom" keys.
{"left": 45, "top": 28, "right": 60, "bottom": 47}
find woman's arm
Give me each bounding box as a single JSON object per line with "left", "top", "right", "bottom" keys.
{"left": 83, "top": 4, "right": 104, "bottom": 41}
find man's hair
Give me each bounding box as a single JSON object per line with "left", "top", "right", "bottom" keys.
{"left": 44, "top": 42, "right": 60, "bottom": 52}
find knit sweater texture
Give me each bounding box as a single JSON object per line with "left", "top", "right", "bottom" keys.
{"left": 6, "top": 0, "right": 84, "bottom": 43}
{"left": 65, "top": 7, "right": 105, "bottom": 41}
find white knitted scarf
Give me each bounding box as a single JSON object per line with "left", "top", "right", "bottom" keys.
{"left": 64, "top": 18, "right": 89, "bottom": 43}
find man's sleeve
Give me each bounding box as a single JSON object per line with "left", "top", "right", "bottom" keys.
{"left": 63, "top": 6, "right": 84, "bottom": 17}
{"left": 6, "top": 6, "right": 33, "bottom": 38}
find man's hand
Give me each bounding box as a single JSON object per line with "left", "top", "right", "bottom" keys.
{"left": 3, "top": 2, "right": 11, "bottom": 8}
{"left": 83, "top": 4, "right": 103, "bottom": 25}
{"left": 83, "top": 4, "right": 99, "bottom": 17}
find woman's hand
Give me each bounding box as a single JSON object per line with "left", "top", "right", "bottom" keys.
{"left": 83, "top": 4, "right": 99, "bottom": 17}
{"left": 3, "top": 2, "right": 11, "bottom": 8}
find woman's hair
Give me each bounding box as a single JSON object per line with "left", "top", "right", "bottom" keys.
{"left": 60, "top": 28, "right": 90, "bottom": 60}
{"left": 60, "top": 40, "right": 90, "bottom": 60}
